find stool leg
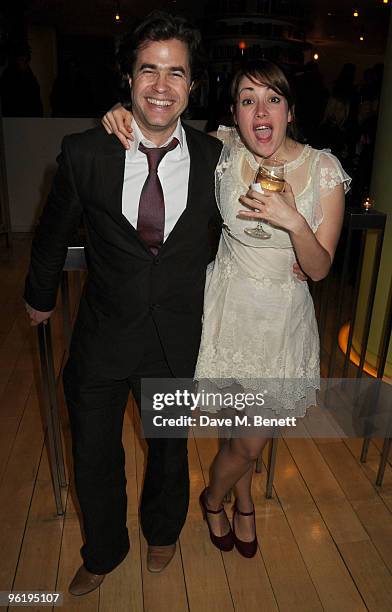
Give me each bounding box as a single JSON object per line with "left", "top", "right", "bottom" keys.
{"left": 255, "top": 453, "right": 263, "bottom": 473}
{"left": 360, "top": 437, "right": 371, "bottom": 463}
{"left": 376, "top": 438, "right": 392, "bottom": 487}
{"left": 61, "top": 272, "right": 71, "bottom": 350}
{"left": 44, "top": 322, "right": 67, "bottom": 487}
{"left": 38, "top": 323, "right": 65, "bottom": 515}
{"left": 75, "top": 270, "right": 82, "bottom": 301}
{"left": 223, "top": 490, "right": 232, "bottom": 503}
{"left": 266, "top": 438, "right": 278, "bottom": 499}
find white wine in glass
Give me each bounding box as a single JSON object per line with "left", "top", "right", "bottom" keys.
{"left": 244, "top": 158, "right": 286, "bottom": 240}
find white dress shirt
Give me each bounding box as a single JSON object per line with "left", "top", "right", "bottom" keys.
{"left": 121, "top": 119, "right": 190, "bottom": 241}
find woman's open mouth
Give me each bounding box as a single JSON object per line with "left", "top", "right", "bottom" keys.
{"left": 254, "top": 124, "right": 273, "bottom": 142}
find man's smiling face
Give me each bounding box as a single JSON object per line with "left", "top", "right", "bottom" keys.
{"left": 129, "top": 38, "right": 192, "bottom": 145}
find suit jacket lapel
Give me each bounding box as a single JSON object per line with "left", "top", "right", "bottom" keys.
{"left": 99, "top": 134, "right": 152, "bottom": 255}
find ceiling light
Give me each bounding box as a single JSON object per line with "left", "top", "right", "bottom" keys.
{"left": 114, "top": 1, "right": 121, "bottom": 22}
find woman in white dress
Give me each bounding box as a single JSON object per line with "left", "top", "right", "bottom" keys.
{"left": 194, "top": 60, "right": 349, "bottom": 556}
{"left": 102, "top": 60, "right": 350, "bottom": 558}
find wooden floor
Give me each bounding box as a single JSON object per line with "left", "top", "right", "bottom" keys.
{"left": 1, "top": 235, "right": 392, "bottom": 612}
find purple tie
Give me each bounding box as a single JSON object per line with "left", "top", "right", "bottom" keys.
{"left": 137, "top": 138, "right": 179, "bottom": 255}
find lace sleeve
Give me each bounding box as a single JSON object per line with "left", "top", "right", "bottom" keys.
{"left": 309, "top": 150, "right": 351, "bottom": 232}
{"left": 319, "top": 151, "right": 351, "bottom": 198}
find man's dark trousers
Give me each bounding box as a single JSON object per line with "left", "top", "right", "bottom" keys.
{"left": 63, "top": 317, "right": 189, "bottom": 575}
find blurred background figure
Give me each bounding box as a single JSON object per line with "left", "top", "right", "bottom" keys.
{"left": 295, "top": 60, "right": 329, "bottom": 144}
{"left": 313, "top": 63, "right": 358, "bottom": 172}
{"left": 50, "top": 57, "right": 94, "bottom": 117}
{"left": 314, "top": 94, "right": 350, "bottom": 160}
{"left": 351, "top": 63, "right": 384, "bottom": 204}
{"left": 0, "top": 40, "right": 43, "bottom": 116}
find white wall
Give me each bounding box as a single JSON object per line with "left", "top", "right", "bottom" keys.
{"left": 3, "top": 118, "right": 99, "bottom": 232}
{"left": 3, "top": 118, "right": 207, "bottom": 232}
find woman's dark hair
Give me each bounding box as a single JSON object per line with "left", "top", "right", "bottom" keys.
{"left": 117, "top": 10, "right": 205, "bottom": 82}
{"left": 230, "top": 59, "right": 298, "bottom": 140}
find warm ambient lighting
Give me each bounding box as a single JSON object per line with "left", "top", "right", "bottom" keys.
{"left": 353, "top": 9, "right": 359, "bottom": 17}
{"left": 313, "top": 53, "right": 319, "bottom": 60}
{"left": 338, "top": 322, "right": 392, "bottom": 382}
{"left": 360, "top": 35, "right": 364, "bottom": 41}
{"left": 338, "top": 323, "right": 377, "bottom": 377}
{"left": 239, "top": 41, "right": 247, "bottom": 49}
{"left": 115, "top": 12, "right": 120, "bottom": 21}
{"left": 383, "top": 0, "right": 389, "bottom": 5}
{"left": 362, "top": 196, "right": 375, "bottom": 211}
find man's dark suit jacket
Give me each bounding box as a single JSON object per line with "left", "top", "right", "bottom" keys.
{"left": 24, "top": 123, "right": 222, "bottom": 378}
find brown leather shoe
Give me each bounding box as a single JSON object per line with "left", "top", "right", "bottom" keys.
{"left": 68, "top": 565, "right": 105, "bottom": 596}
{"left": 147, "top": 544, "right": 176, "bottom": 573}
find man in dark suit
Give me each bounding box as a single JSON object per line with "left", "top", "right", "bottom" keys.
{"left": 24, "top": 11, "right": 222, "bottom": 595}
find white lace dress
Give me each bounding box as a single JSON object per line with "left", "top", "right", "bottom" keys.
{"left": 194, "top": 126, "right": 351, "bottom": 417}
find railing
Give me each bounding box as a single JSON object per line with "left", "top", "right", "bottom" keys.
{"left": 312, "top": 206, "right": 391, "bottom": 485}
{"left": 37, "top": 246, "right": 86, "bottom": 515}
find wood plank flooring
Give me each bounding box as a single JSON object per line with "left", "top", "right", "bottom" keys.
{"left": 1, "top": 235, "right": 391, "bottom": 612}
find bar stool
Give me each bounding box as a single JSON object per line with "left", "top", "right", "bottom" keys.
{"left": 37, "top": 246, "right": 86, "bottom": 515}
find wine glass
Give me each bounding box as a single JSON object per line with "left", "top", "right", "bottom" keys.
{"left": 244, "top": 158, "right": 286, "bottom": 240}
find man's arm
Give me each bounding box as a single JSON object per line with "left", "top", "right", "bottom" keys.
{"left": 24, "top": 136, "right": 83, "bottom": 320}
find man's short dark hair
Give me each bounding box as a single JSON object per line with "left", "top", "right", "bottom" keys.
{"left": 117, "top": 11, "right": 205, "bottom": 82}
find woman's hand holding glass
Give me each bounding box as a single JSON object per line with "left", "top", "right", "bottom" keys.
{"left": 238, "top": 180, "right": 304, "bottom": 235}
